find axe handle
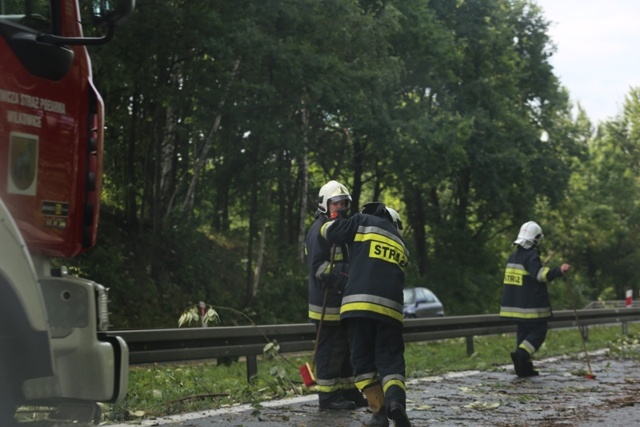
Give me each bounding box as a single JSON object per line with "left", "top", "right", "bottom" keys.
{"left": 311, "top": 244, "right": 336, "bottom": 370}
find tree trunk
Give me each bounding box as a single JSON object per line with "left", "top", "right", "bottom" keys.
{"left": 250, "top": 188, "right": 272, "bottom": 306}
{"left": 182, "top": 59, "right": 241, "bottom": 214}
{"left": 407, "top": 185, "right": 428, "bottom": 276}
{"left": 125, "top": 88, "right": 140, "bottom": 226}
{"left": 298, "top": 101, "right": 310, "bottom": 264}
{"left": 351, "top": 135, "right": 363, "bottom": 213}
{"left": 244, "top": 134, "right": 261, "bottom": 308}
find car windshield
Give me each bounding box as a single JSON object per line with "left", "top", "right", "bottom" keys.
{"left": 418, "top": 288, "right": 437, "bottom": 303}
{"left": 403, "top": 289, "right": 415, "bottom": 305}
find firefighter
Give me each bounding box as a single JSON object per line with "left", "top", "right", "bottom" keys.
{"left": 305, "top": 180, "right": 367, "bottom": 410}
{"left": 500, "top": 221, "right": 570, "bottom": 377}
{"left": 321, "top": 202, "right": 411, "bottom": 427}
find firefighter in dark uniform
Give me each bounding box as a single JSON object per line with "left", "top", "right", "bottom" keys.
{"left": 500, "top": 221, "right": 570, "bottom": 377}
{"left": 305, "top": 180, "right": 367, "bottom": 410}
{"left": 321, "top": 202, "right": 411, "bottom": 427}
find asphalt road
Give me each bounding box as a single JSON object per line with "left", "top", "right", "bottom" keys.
{"left": 107, "top": 350, "right": 640, "bottom": 427}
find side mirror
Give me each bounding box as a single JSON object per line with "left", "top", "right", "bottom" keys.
{"left": 37, "top": 0, "right": 134, "bottom": 46}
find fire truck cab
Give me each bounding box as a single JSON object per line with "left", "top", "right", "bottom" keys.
{"left": 0, "top": 0, "right": 133, "bottom": 424}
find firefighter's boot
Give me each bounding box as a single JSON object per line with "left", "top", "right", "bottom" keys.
{"left": 521, "top": 359, "right": 539, "bottom": 377}
{"left": 362, "top": 384, "right": 389, "bottom": 427}
{"left": 515, "top": 348, "right": 539, "bottom": 377}
{"left": 510, "top": 351, "right": 523, "bottom": 376}
{"left": 343, "top": 388, "right": 369, "bottom": 408}
{"left": 319, "top": 394, "right": 356, "bottom": 410}
{"left": 388, "top": 400, "right": 411, "bottom": 427}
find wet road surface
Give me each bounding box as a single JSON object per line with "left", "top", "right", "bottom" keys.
{"left": 107, "top": 350, "right": 640, "bottom": 426}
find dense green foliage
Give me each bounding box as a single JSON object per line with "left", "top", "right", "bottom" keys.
{"left": 66, "top": 0, "right": 640, "bottom": 328}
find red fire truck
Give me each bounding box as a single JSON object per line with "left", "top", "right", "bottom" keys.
{"left": 0, "top": 1, "right": 134, "bottom": 424}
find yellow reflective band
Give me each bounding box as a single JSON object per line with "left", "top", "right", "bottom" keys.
{"left": 538, "top": 266, "right": 551, "bottom": 282}
{"left": 341, "top": 302, "right": 404, "bottom": 323}
{"left": 355, "top": 232, "right": 404, "bottom": 252}
{"left": 499, "top": 310, "right": 551, "bottom": 319}
{"left": 320, "top": 221, "right": 333, "bottom": 239}
{"left": 505, "top": 267, "right": 528, "bottom": 275}
{"left": 308, "top": 311, "right": 341, "bottom": 322}
{"left": 355, "top": 378, "right": 376, "bottom": 390}
{"left": 383, "top": 379, "right": 406, "bottom": 393}
{"left": 519, "top": 342, "right": 535, "bottom": 355}
{"left": 315, "top": 384, "right": 346, "bottom": 393}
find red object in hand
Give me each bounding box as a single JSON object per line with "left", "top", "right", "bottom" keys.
{"left": 330, "top": 208, "right": 348, "bottom": 220}
{"left": 299, "top": 362, "right": 316, "bottom": 387}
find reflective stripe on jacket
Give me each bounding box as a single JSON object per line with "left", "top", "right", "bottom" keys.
{"left": 305, "top": 215, "right": 348, "bottom": 325}
{"left": 500, "top": 246, "right": 562, "bottom": 321}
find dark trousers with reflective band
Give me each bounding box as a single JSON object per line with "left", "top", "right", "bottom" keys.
{"left": 345, "top": 317, "right": 406, "bottom": 406}
{"left": 315, "top": 323, "right": 357, "bottom": 404}
{"left": 516, "top": 320, "right": 548, "bottom": 355}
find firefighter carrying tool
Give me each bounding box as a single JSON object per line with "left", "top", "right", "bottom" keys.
{"left": 304, "top": 180, "right": 367, "bottom": 410}
{"left": 500, "top": 221, "right": 570, "bottom": 377}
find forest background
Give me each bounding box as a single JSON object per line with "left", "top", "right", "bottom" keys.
{"left": 69, "top": 0, "right": 640, "bottom": 329}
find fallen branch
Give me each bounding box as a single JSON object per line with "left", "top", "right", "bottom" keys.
{"left": 168, "top": 393, "right": 230, "bottom": 405}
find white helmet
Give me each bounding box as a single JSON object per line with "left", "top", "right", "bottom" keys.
{"left": 514, "top": 221, "right": 544, "bottom": 249}
{"left": 387, "top": 207, "right": 403, "bottom": 232}
{"left": 317, "top": 180, "right": 351, "bottom": 214}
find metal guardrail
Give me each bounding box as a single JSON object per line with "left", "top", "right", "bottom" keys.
{"left": 115, "top": 307, "right": 640, "bottom": 381}
{"left": 584, "top": 300, "right": 640, "bottom": 309}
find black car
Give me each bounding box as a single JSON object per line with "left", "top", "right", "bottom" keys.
{"left": 403, "top": 287, "right": 444, "bottom": 318}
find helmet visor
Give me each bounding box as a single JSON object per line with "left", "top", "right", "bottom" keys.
{"left": 328, "top": 195, "right": 350, "bottom": 204}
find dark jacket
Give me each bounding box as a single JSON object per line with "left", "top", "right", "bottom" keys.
{"left": 321, "top": 212, "right": 409, "bottom": 327}
{"left": 500, "top": 246, "right": 563, "bottom": 321}
{"left": 305, "top": 215, "right": 348, "bottom": 325}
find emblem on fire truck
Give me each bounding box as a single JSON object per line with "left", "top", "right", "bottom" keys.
{"left": 8, "top": 132, "right": 38, "bottom": 196}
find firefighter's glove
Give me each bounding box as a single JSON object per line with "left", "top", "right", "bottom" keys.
{"left": 320, "top": 271, "right": 349, "bottom": 293}
{"left": 330, "top": 207, "right": 349, "bottom": 220}
{"left": 320, "top": 263, "right": 349, "bottom": 293}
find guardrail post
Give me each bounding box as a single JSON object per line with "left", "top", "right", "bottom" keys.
{"left": 580, "top": 325, "right": 588, "bottom": 341}
{"left": 247, "top": 355, "right": 258, "bottom": 383}
{"left": 466, "top": 336, "right": 474, "bottom": 356}
{"left": 622, "top": 321, "right": 628, "bottom": 335}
